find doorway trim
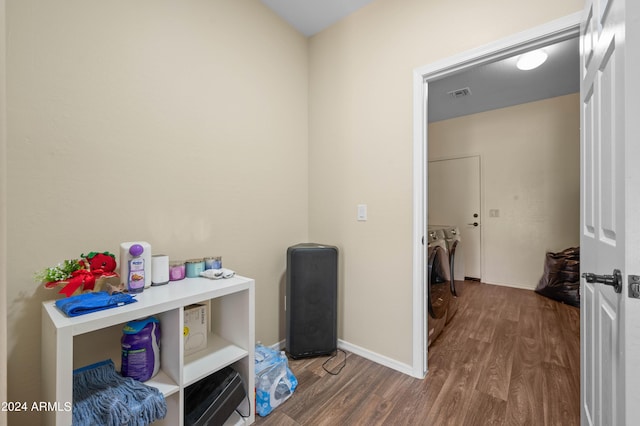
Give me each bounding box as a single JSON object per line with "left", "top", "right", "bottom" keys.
{"left": 411, "top": 12, "right": 582, "bottom": 378}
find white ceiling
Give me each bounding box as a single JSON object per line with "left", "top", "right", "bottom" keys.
{"left": 260, "top": 0, "right": 377, "bottom": 37}
{"left": 260, "top": 1, "right": 580, "bottom": 122}
{"left": 428, "top": 37, "right": 580, "bottom": 122}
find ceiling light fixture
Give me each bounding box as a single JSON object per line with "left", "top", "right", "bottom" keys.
{"left": 516, "top": 49, "right": 548, "bottom": 71}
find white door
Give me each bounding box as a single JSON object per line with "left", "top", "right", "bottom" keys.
{"left": 428, "top": 156, "right": 481, "bottom": 279}
{"left": 580, "top": 0, "right": 640, "bottom": 424}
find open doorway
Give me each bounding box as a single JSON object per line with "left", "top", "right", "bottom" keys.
{"left": 411, "top": 13, "right": 582, "bottom": 378}
{"left": 427, "top": 37, "right": 579, "bottom": 288}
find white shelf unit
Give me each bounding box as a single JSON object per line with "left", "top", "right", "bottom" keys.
{"left": 42, "top": 275, "right": 255, "bottom": 426}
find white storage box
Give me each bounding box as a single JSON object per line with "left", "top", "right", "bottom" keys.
{"left": 184, "top": 304, "right": 208, "bottom": 356}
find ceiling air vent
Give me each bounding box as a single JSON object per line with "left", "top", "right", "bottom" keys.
{"left": 448, "top": 87, "right": 471, "bottom": 98}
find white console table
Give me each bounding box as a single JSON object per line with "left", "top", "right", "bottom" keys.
{"left": 41, "top": 275, "right": 255, "bottom": 425}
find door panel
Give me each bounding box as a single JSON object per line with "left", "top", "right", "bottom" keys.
{"left": 600, "top": 300, "right": 616, "bottom": 426}
{"left": 583, "top": 283, "right": 595, "bottom": 425}
{"left": 599, "top": 0, "right": 613, "bottom": 27}
{"left": 583, "top": 85, "right": 596, "bottom": 237}
{"left": 580, "top": 0, "right": 625, "bottom": 424}
{"left": 598, "top": 37, "right": 617, "bottom": 241}
{"left": 428, "top": 156, "right": 481, "bottom": 279}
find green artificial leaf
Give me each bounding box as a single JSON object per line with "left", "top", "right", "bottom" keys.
{"left": 35, "top": 259, "right": 83, "bottom": 283}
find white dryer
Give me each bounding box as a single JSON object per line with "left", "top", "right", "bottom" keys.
{"left": 429, "top": 225, "right": 463, "bottom": 324}
{"left": 443, "top": 225, "right": 464, "bottom": 323}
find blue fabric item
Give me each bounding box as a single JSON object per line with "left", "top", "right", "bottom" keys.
{"left": 72, "top": 359, "right": 167, "bottom": 426}
{"left": 55, "top": 291, "right": 136, "bottom": 317}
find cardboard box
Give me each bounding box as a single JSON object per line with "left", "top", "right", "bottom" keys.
{"left": 184, "top": 304, "right": 208, "bottom": 356}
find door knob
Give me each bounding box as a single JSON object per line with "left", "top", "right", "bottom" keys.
{"left": 582, "top": 269, "right": 622, "bottom": 293}
{"left": 467, "top": 222, "right": 479, "bottom": 227}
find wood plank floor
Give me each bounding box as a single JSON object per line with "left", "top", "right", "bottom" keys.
{"left": 254, "top": 281, "right": 580, "bottom": 425}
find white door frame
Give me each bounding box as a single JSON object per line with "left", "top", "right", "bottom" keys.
{"left": 411, "top": 12, "right": 581, "bottom": 378}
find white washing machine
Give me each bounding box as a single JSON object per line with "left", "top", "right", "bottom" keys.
{"left": 426, "top": 229, "right": 451, "bottom": 347}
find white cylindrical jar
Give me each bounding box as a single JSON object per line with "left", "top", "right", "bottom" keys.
{"left": 151, "top": 254, "right": 169, "bottom": 286}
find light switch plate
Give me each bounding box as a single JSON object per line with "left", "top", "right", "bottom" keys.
{"left": 357, "top": 204, "right": 367, "bottom": 221}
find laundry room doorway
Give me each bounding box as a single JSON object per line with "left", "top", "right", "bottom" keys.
{"left": 428, "top": 155, "right": 481, "bottom": 280}
{"left": 411, "top": 13, "right": 582, "bottom": 378}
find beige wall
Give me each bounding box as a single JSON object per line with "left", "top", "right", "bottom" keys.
{"left": 6, "top": 0, "right": 307, "bottom": 422}
{"left": 429, "top": 94, "right": 580, "bottom": 289}
{"left": 308, "top": 0, "right": 583, "bottom": 366}
{"left": 1, "top": 0, "right": 7, "bottom": 424}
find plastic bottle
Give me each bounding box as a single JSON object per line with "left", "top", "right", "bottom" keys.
{"left": 128, "top": 244, "right": 145, "bottom": 293}
{"left": 120, "top": 241, "right": 152, "bottom": 292}
{"left": 121, "top": 317, "right": 161, "bottom": 382}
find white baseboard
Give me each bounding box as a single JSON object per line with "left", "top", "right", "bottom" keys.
{"left": 481, "top": 280, "right": 536, "bottom": 291}
{"left": 337, "top": 340, "right": 414, "bottom": 376}
{"left": 269, "top": 340, "right": 286, "bottom": 351}
{"left": 264, "top": 339, "right": 414, "bottom": 377}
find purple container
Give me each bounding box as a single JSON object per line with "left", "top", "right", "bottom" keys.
{"left": 169, "top": 261, "right": 186, "bottom": 281}
{"left": 121, "top": 317, "right": 161, "bottom": 382}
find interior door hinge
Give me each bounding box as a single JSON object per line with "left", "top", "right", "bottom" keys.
{"left": 629, "top": 275, "right": 640, "bottom": 299}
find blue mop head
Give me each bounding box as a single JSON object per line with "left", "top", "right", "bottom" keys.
{"left": 73, "top": 359, "right": 167, "bottom": 426}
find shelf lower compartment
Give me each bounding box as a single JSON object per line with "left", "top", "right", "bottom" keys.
{"left": 184, "top": 334, "right": 249, "bottom": 386}
{"left": 224, "top": 410, "right": 248, "bottom": 426}
{"left": 146, "top": 369, "right": 180, "bottom": 397}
